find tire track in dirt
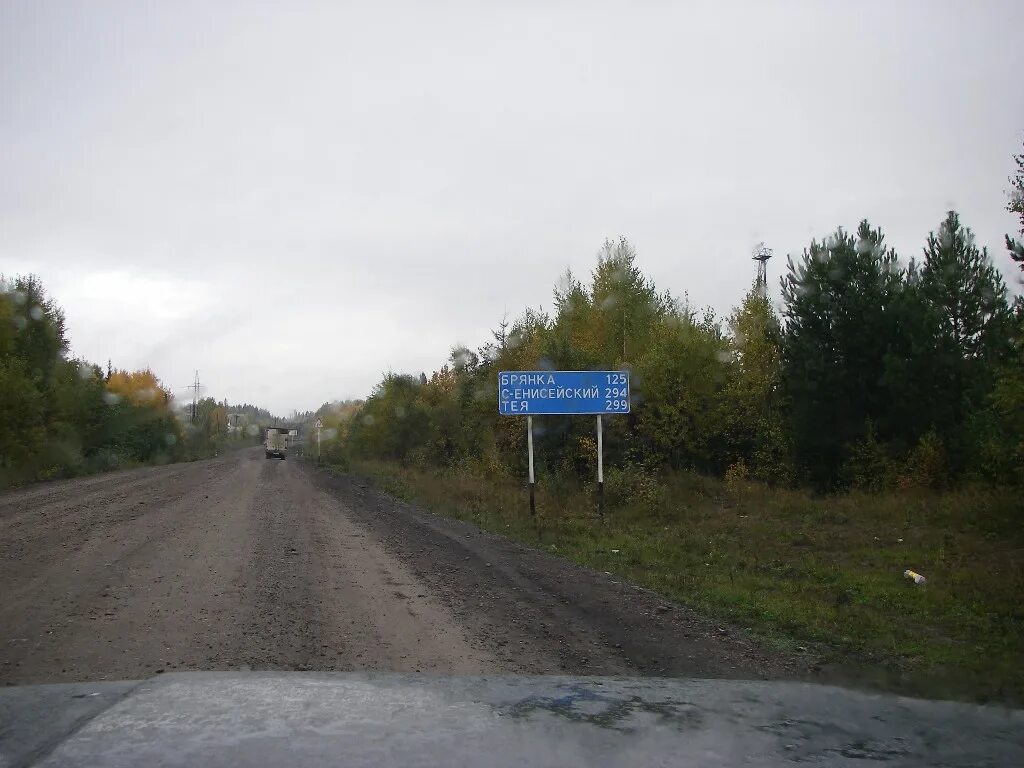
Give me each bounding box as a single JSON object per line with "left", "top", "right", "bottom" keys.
{"left": 306, "top": 464, "right": 810, "bottom": 681}
{"left": 2, "top": 447, "right": 808, "bottom": 688}
{"left": 235, "top": 457, "right": 496, "bottom": 673}
{"left": 1, "top": 449, "right": 498, "bottom": 684}
{"left": 1, "top": 452, "right": 262, "bottom": 683}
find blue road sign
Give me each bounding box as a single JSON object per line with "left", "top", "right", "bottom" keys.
{"left": 498, "top": 370, "right": 630, "bottom": 415}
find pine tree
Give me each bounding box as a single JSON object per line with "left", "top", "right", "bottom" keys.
{"left": 781, "top": 221, "right": 905, "bottom": 486}
{"left": 918, "top": 211, "right": 1012, "bottom": 459}
{"left": 1007, "top": 139, "right": 1024, "bottom": 272}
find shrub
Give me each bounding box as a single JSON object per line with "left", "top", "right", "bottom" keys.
{"left": 840, "top": 425, "right": 896, "bottom": 492}
{"left": 724, "top": 459, "right": 749, "bottom": 493}
{"left": 560, "top": 435, "right": 597, "bottom": 478}
{"left": 750, "top": 422, "right": 795, "bottom": 487}
{"left": 902, "top": 430, "right": 949, "bottom": 490}
{"left": 605, "top": 463, "right": 664, "bottom": 509}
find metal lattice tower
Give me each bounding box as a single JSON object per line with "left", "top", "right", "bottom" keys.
{"left": 187, "top": 370, "right": 201, "bottom": 424}
{"left": 752, "top": 242, "right": 773, "bottom": 295}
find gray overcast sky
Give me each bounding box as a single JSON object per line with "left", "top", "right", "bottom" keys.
{"left": 2, "top": 1, "right": 1022, "bottom": 415}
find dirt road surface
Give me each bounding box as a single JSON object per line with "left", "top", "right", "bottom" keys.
{"left": 1, "top": 448, "right": 806, "bottom": 685}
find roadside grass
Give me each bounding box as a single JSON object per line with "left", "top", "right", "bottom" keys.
{"left": 343, "top": 458, "right": 1024, "bottom": 705}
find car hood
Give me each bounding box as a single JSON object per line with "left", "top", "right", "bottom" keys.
{"left": 1, "top": 672, "right": 1021, "bottom": 767}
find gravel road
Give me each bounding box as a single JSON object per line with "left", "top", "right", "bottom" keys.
{"left": 0, "top": 448, "right": 807, "bottom": 685}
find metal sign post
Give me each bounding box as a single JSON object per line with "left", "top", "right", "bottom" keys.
{"left": 527, "top": 415, "right": 535, "bottom": 516}
{"left": 498, "top": 370, "right": 629, "bottom": 518}
{"left": 314, "top": 418, "right": 323, "bottom": 463}
{"left": 596, "top": 414, "right": 604, "bottom": 519}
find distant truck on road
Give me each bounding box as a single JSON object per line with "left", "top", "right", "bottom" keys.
{"left": 264, "top": 428, "right": 288, "bottom": 460}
